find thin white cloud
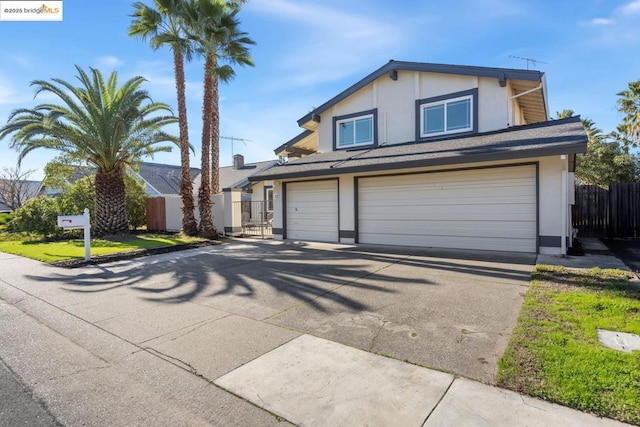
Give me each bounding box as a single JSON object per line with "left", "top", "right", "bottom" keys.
{"left": 591, "top": 18, "right": 614, "bottom": 25}
{"left": 96, "top": 55, "right": 123, "bottom": 69}
{"left": 0, "top": 74, "right": 33, "bottom": 106}
{"left": 622, "top": 0, "right": 640, "bottom": 15}
{"left": 249, "top": 0, "right": 403, "bottom": 87}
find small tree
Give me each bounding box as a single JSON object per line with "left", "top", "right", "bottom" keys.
{"left": 0, "top": 167, "right": 39, "bottom": 210}
{"left": 10, "top": 196, "right": 62, "bottom": 237}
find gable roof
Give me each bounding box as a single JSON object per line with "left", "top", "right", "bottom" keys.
{"left": 0, "top": 179, "right": 43, "bottom": 211}
{"left": 137, "top": 162, "right": 201, "bottom": 195}
{"left": 250, "top": 116, "right": 586, "bottom": 182}
{"left": 298, "top": 60, "right": 545, "bottom": 127}
{"left": 220, "top": 160, "right": 278, "bottom": 190}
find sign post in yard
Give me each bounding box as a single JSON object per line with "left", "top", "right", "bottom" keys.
{"left": 57, "top": 208, "right": 91, "bottom": 261}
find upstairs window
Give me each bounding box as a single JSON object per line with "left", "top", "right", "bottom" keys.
{"left": 334, "top": 109, "right": 377, "bottom": 149}
{"left": 417, "top": 89, "right": 477, "bottom": 139}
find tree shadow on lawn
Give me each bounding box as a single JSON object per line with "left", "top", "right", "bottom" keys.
{"left": 25, "top": 240, "right": 532, "bottom": 313}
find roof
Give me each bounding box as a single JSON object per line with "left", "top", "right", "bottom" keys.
{"left": 0, "top": 179, "right": 43, "bottom": 211}
{"left": 220, "top": 160, "right": 278, "bottom": 190}
{"left": 298, "top": 60, "right": 545, "bottom": 127}
{"left": 250, "top": 116, "right": 587, "bottom": 182}
{"left": 274, "top": 130, "right": 314, "bottom": 156}
{"left": 137, "top": 162, "right": 201, "bottom": 195}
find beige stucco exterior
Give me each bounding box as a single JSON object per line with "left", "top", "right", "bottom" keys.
{"left": 317, "top": 70, "right": 521, "bottom": 153}
{"left": 272, "top": 155, "right": 572, "bottom": 254}
{"left": 265, "top": 63, "right": 580, "bottom": 254}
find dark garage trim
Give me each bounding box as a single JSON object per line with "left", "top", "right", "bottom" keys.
{"left": 339, "top": 230, "right": 356, "bottom": 239}
{"left": 538, "top": 236, "right": 570, "bottom": 248}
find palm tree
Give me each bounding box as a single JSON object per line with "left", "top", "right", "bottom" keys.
{"left": 0, "top": 66, "right": 179, "bottom": 235}
{"left": 129, "top": 0, "right": 199, "bottom": 236}
{"left": 185, "top": 0, "right": 254, "bottom": 235}
{"left": 617, "top": 80, "right": 640, "bottom": 146}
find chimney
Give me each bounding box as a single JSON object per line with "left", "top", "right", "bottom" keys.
{"left": 233, "top": 154, "right": 245, "bottom": 169}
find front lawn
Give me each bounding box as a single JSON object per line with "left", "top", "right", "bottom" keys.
{"left": 498, "top": 265, "right": 640, "bottom": 425}
{"left": 0, "top": 233, "right": 205, "bottom": 262}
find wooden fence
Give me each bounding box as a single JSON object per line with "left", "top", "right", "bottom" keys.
{"left": 573, "top": 183, "right": 640, "bottom": 238}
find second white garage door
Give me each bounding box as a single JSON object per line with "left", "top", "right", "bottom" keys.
{"left": 357, "top": 165, "right": 537, "bottom": 252}
{"left": 286, "top": 180, "right": 339, "bottom": 242}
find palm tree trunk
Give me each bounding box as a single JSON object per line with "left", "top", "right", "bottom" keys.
{"left": 174, "top": 48, "right": 198, "bottom": 236}
{"left": 198, "top": 54, "right": 216, "bottom": 237}
{"left": 211, "top": 58, "right": 220, "bottom": 195}
{"left": 94, "top": 167, "right": 128, "bottom": 235}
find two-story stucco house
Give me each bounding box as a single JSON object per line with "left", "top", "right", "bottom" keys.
{"left": 250, "top": 60, "right": 588, "bottom": 255}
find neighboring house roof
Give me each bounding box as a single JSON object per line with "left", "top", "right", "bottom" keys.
{"left": 0, "top": 179, "right": 43, "bottom": 211}
{"left": 136, "top": 162, "right": 201, "bottom": 196}
{"left": 250, "top": 116, "right": 587, "bottom": 182}
{"left": 297, "top": 60, "right": 546, "bottom": 127}
{"left": 220, "top": 160, "right": 278, "bottom": 191}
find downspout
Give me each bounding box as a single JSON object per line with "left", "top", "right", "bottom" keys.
{"left": 561, "top": 155, "right": 567, "bottom": 256}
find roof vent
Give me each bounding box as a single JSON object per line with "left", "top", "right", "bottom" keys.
{"left": 233, "top": 154, "right": 245, "bottom": 170}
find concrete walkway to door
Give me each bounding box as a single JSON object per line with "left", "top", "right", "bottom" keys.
{"left": 1, "top": 241, "right": 628, "bottom": 425}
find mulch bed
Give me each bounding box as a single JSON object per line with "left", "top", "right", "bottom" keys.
{"left": 51, "top": 240, "right": 222, "bottom": 269}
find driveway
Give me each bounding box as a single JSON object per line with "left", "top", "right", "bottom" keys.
{"left": 605, "top": 239, "right": 640, "bottom": 273}
{"left": 14, "top": 239, "right": 535, "bottom": 384}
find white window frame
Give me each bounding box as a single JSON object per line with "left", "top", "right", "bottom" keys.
{"left": 265, "top": 187, "right": 274, "bottom": 212}
{"left": 420, "top": 94, "right": 473, "bottom": 138}
{"left": 336, "top": 113, "right": 374, "bottom": 148}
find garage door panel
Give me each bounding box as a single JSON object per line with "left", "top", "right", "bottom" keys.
{"left": 359, "top": 233, "right": 535, "bottom": 253}
{"left": 286, "top": 180, "right": 338, "bottom": 242}
{"left": 359, "top": 221, "right": 536, "bottom": 239}
{"left": 358, "top": 166, "right": 537, "bottom": 252}
{"left": 359, "top": 204, "right": 536, "bottom": 219}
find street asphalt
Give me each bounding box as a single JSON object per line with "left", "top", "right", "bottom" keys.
{"left": 0, "top": 240, "right": 630, "bottom": 426}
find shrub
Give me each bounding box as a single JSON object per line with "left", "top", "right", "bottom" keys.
{"left": 10, "top": 196, "right": 62, "bottom": 237}
{"left": 9, "top": 174, "right": 147, "bottom": 237}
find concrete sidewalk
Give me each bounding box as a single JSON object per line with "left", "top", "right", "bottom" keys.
{"left": 0, "top": 244, "right": 629, "bottom": 426}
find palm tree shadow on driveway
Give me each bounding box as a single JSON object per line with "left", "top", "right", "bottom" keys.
{"left": 25, "top": 241, "right": 533, "bottom": 314}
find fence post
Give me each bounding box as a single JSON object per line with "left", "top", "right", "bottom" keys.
{"left": 223, "top": 188, "right": 242, "bottom": 236}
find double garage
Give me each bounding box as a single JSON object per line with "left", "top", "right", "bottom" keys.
{"left": 283, "top": 164, "right": 538, "bottom": 253}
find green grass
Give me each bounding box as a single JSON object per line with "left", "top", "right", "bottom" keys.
{"left": 0, "top": 213, "right": 12, "bottom": 232}
{"left": 0, "top": 233, "right": 205, "bottom": 262}
{"left": 498, "top": 265, "right": 640, "bottom": 424}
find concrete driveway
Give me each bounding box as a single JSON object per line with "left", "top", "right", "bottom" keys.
{"left": 16, "top": 239, "right": 534, "bottom": 384}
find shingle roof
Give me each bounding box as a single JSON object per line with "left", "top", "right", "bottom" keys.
{"left": 137, "top": 162, "right": 200, "bottom": 195}
{"left": 220, "top": 160, "right": 278, "bottom": 190}
{"left": 250, "top": 116, "right": 587, "bottom": 181}
{"left": 0, "top": 179, "right": 43, "bottom": 211}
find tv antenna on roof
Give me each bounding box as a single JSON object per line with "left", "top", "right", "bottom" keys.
{"left": 220, "top": 136, "right": 252, "bottom": 156}
{"left": 509, "top": 55, "right": 547, "bottom": 70}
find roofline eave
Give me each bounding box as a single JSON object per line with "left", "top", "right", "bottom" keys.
{"left": 249, "top": 142, "right": 586, "bottom": 182}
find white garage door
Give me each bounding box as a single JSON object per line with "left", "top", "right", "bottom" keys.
{"left": 286, "top": 180, "right": 339, "bottom": 242}
{"left": 358, "top": 165, "right": 537, "bottom": 252}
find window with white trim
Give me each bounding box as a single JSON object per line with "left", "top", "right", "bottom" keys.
{"left": 265, "top": 187, "right": 274, "bottom": 212}
{"left": 336, "top": 114, "right": 374, "bottom": 148}
{"left": 420, "top": 95, "right": 473, "bottom": 138}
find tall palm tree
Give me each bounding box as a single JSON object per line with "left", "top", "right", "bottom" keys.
{"left": 617, "top": 80, "right": 640, "bottom": 147}
{"left": 185, "top": 0, "right": 254, "bottom": 235}
{"left": 0, "top": 66, "right": 179, "bottom": 235}
{"left": 129, "top": 0, "right": 199, "bottom": 236}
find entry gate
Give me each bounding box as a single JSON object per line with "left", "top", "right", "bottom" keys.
{"left": 233, "top": 200, "right": 273, "bottom": 239}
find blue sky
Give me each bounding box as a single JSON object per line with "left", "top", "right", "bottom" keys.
{"left": 0, "top": 0, "right": 639, "bottom": 179}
